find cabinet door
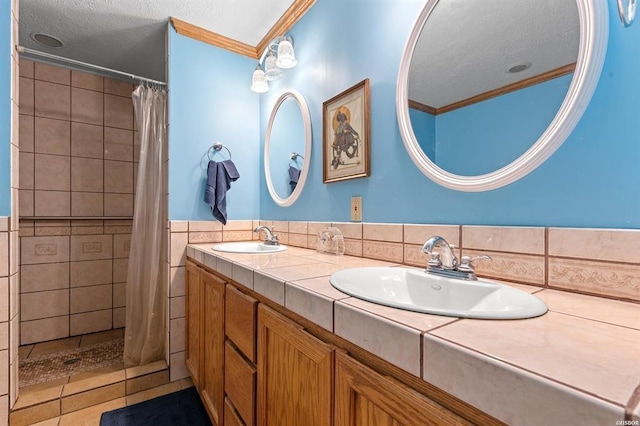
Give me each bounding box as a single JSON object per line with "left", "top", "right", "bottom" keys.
{"left": 335, "top": 351, "right": 470, "bottom": 426}
{"left": 257, "top": 305, "right": 334, "bottom": 426}
{"left": 185, "top": 261, "right": 202, "bottom": 388}
{"left": 201, "top": 269, "right": 226, "bottom": 425}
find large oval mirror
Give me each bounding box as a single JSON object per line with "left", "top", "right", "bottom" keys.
{"left": 397, "top": 0, "right": 608, "bottom": 191}
{"left": 265, "top": 90, "right": 312, "bottom": 206}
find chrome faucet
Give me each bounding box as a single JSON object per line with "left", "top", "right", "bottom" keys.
{"left": 421, "top": 235, "right": 491, "bottom": 280}
{"left": 254, "top": 226, "right": 279, "bottom": 246}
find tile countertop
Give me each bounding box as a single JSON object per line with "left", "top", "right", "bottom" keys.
{"left": 187, "top": 243, "right": 640, "bottom": 426}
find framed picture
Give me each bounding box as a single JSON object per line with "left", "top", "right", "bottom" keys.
{"left": 322, "top": 78, "right": 370, "bottom": 183}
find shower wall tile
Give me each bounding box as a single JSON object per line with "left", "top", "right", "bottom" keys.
{"left": 34, "top": 190, "right": 70, "bottom": 217}
{"left": 71, "top": 71, "right": 103, "bottom": 92}
{"left": 19, "top": 77, "right": 34, "bottom": 116}
{"left": 104, "top": 127, "right": 133, "bottom": 162}
{"left": 21, "top": 289, "right": 69, "bottom": 321}
{"left": 20, "top": 59, "right": 34, "bottom": 78}
{"left": 113, "top": 234, "right": 131, "bottom": 259}
{"left": 71, "top": 192, "right": 103, "bottom": 216}
{"left": 113, "top": 307, "right": 125, "bottom": 329}
{"left": 113, "top": 283, "right": 126, "bottom": 308}
{"left": 113, "top": 258, "right": 128, "bottom": 283}
{"left": 20, "top": 236, "right": 69, "bottom": 265}
{"left": 34, "top": 62, "right": 70, "bottom": 85}
{"left": 34, "top": 80, "right": 70, "bottom": 121}
{"left": 34, "top": 154, "right": 70, "bottom": 191}
{"left": 70, "top": 235, "right": 113, "bottom": 261}
{"left": 34, "top": 117, "right": 70, "bottom": 156}
{"left": 104, "top": 160, "right": 133, "bottom": 194}
{"left": 71, "top": 122, "right": 103, "bottom": 159}
{"left": 21, "top": 263, "right": 69, "bottom": 293}
{"left": 70, "top": 259, "right": 113, "bottom": 287}
{"left": 104, "top": 94, "right": 133, "bottom": 130}
{"left": 71, "top": 157, "right": 104, "bottom": 192}
{"left": 71, "top": 87, "right": 103, "bottom": 125}
{"left": 70, "top": 284, "right": 113, "bottom": 314}
{"left": 19, "top": 114, "right": 34, "bottom": 152}
{"left": 19, "top": 152, "right": 33, "bottom": 190}
{"left": 104, "top": 194, "right": 133, "bottom": 217}
{"left": 104, "top": 79, "right": 133, "bottom": 97}
{"left": 70, "top": 309, "right": 112, "bottom": 336}
{"left": 22, "top": 315, "right": 69, "bottom": 345}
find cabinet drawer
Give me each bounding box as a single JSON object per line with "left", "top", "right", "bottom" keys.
{"left": 224, "top": 397, "right": 245, "bottom": 426}
{"left": 225, "top": 284, "right": 257, "bottom": 362}
{"left": 225, "top": 341, "right": 256, "bottom": 425}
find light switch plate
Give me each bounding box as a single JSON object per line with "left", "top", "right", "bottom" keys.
{"left": 351, "top": 196, "right": 362, "bottom": 222}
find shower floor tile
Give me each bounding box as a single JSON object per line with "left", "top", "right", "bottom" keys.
{"left": 19, "top": 329, "right": 125, "bottom": 388}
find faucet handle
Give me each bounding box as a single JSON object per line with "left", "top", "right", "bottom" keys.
{"left": 458, "top": 255, "right": 492, "bottom": 272}
{"left": 427, "top": 252, "right": 442, "bottom": 268}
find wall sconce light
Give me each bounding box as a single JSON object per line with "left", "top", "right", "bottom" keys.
{"left": 251, "top": 36, "right": 297, "bottom": 93}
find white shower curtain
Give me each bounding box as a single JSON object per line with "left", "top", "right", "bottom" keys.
{"left": 124, "top": 85, "right": 167, "bottom": 367}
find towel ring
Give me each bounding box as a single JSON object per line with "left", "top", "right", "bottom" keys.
{"left": 290, "top": 152, "right": 304, "bottom": 161}
{"left": 208, "top": 141, "right": 232, "bottom": 160}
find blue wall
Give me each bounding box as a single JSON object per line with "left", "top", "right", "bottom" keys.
{"left": 258, "top": 0, "right": 640, "bottom": 228}
{"left": 168, "top": 28, "right": 260, "bottom": 221}
{"left": 0, "top": 1, "right": 11, "bottom": 216}
{"left": 410, "top": 74, "right": 572, "bottom": 176}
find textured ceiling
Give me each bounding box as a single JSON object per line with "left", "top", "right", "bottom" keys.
{"left": 409, "top": 0, "right": 580, "bottom": 109}
{"left": 19, "top": 0, "right": 295, "bottom": 82}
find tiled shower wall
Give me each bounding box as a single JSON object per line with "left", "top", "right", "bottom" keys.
{"left": 18, "top": 59, "right": 137, "bottom": 217}
{"left": 17, "top": 59, "right": 137, "bottom": 345}
{"left": 18, "top": 220, "right": 131, "bottom": 345}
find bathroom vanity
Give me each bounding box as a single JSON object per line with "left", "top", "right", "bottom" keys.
{"left": 184, "top": 243, "right": 639, "bottom": 425}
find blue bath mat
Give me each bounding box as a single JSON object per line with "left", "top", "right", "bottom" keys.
{"left": 100, "top": 386, "right": 211, "bottom": 425}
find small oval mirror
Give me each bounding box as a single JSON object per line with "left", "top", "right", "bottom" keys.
{"left": 397, "top": 0, "right": 608, "bottom": 191}
{"left": 265, "top": 90, "right": 312, "bottom": 206}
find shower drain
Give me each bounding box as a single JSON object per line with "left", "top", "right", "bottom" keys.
{"left": 63, "top": 358, "right": 81, "bottom": 365}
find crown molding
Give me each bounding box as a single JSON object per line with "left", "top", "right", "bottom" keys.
{"left": 171, "top": 0, "right": 316, "bottom": 60}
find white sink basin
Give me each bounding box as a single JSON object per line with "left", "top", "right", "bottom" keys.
{"left": 330, "top": 267, "right": 547, "bottom": 319}
{"left": 211, "top": 242, "right": 287, "bottom": 254}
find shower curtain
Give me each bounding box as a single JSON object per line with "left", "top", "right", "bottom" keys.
{"left": 124, "top": 85, "right": 167, "bottom": 367}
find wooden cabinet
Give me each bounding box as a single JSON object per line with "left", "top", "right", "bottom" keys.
{"left": 186, "top": 261, "right": 226, "bottom": 425}
{"left": 185, "top": 262, "right": 202, "bottom": 389}
{"left": 186, "top": 261, "right": 495, "bottom": 426}
{"left": 335, "top": 351, "right": 470, "bottom": 426}
{"left": 257, "top": 304, "right": 334, "bottom": 426}
{"left": 200, "top": 269, "right": 226, "bottom": 425}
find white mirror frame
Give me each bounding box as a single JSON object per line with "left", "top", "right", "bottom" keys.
{"left": 396, "top": 0, "right": 608, "bottom": 192}
{"left": 264, "top": 90, "right": 312, "bottom": 207}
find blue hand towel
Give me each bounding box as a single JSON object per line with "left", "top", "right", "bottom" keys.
{"left": 288, "top": 165, "right": 301, "bottom": 193}
{"left": 204, "top": 160, "right": 240, "bottom": 225}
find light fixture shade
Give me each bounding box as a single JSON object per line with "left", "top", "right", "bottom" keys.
{"left": 250, "top": 64, "right": 269, "bottom": 93}
{"left": 276, "top": 37, "right": 297, "bottom": 69}
{"left": 264, "top": 52, "right": 283, "bottom": 81}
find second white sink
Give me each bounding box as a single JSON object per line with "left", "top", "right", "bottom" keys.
{"left": 330, "top": 267, "right": 547, "bottom": 319}
{"left": 211, "top": 242, "right": 287, "bottom": 254}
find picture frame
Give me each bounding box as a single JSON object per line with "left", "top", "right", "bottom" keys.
{"left": 322, "top": 78, "right": 370, "bottom": 183}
